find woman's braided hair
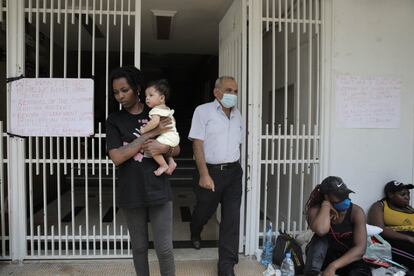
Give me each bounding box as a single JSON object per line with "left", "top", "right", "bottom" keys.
{"left": 305, "top": 184, "right": 324, "bottom": 215}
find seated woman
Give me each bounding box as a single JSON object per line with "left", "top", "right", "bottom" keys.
{"left": 304, "top": 176, "right": 371, "bottom": 276}
{"left": 368, "top": 180, "right": 414, "bottom": 269}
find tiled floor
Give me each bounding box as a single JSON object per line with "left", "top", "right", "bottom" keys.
{"left": 0, "top": 254, "right": 265, "bottom": 276}
{"left": 31, "top": 186, "right": 219, "bottom": 244}
{"left": 18, "top": 164, "right": 249, "bottom": 273}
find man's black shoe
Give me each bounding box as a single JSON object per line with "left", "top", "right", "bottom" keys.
{"left": 191, "top": 237, "right": 201, "bottom": 250}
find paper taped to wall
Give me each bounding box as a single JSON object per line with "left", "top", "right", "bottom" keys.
{"left": 335, "top": 75, "right": 401, "bottom": 128}
{"left": 9, "top": 78, "right": 94, "bottom": 137}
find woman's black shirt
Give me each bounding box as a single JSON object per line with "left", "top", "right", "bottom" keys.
{"left": 106, "top": 107, "right": 172, "bottom": 208}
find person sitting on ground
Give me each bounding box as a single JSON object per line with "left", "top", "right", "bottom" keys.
{"left": 304, "top": 176, "right": 371, "bottom": 276}
{"left": 140, "top": 79, "right": 179, "bottom": 176}
{"left": 368, "top": 180, "right": 414, "bottom": 269}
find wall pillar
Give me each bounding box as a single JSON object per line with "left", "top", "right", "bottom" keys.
{"left": 6, "top": 0, "right": 27, "bottom": 261}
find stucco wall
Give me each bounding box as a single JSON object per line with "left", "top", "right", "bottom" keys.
{"left": 322, "top": 0, "right": 414, "bottom": 211}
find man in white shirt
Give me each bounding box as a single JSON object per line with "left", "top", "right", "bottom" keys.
{"left": 188, "top": 76, "right": 243, "bottom": 276}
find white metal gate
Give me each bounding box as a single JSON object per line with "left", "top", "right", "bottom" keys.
{"left": 218, "top": 0, "right": 247, "bottom": 253}
{"left": 1, "top": 0, "right": 12, "bottom": 260}
{"left": 4, "top": 0, "right": 141, "bottom": 260}
{"left": 244, "top": 0, "right": 322, "bottom": 255}
{"left": 2, "top": 0, "right": 324, "bottom": 260}
{"left": 0, "top": 0, "right": 6, "bottom": 253}
{"left": 0, "top": 123, "right": 9, "bottom": 259}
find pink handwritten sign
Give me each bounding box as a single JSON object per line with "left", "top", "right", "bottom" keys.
{"left": 10, "top": 78, "right": 94, "bottom": 137}
{"left": 335, "top": 75, "right": 401, "bottom": 128}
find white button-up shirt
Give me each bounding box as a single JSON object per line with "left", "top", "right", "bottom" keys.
{"left": 188, "top": 99, "right": 243, "bottom": 164}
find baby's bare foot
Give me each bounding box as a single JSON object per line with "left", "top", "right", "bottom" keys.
{"left": 154, "top": 164, "right": 169, "bottom": 176}
{"left": 166, "top": 159, "right": 177, "bottom": 175}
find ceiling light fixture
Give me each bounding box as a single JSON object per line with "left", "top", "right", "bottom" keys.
{"left": 151, "top": 10, "right": 177, "bottom": 40}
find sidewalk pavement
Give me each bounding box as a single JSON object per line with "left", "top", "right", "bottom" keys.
{"left": 0, "top": 256, "right": 265, "bottom": 276}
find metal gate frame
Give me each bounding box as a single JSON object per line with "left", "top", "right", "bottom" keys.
{"left": 243, "top": 0, "right": 326, "bottom": 256}
{"left": 6, "top": 0, "right": 26, "bottom": 261}
{"left": 5, "top": 0, "right": 142, "bottom": 261}
{"left": 3, "top": 0, "right": 334, "bottom": 261}
{"left": 218, "top": 0, "right": 247, "bottom": 254}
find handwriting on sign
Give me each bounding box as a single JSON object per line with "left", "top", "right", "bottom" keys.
{"left": 10, "top": 78, "right": 94, "bottom": 137}
{"left": 335, "top": 75, "right": 401, "bottom": 129}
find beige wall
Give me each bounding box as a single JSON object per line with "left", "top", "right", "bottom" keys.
{"left": 321, "top": 0, "right": 414, "bottom": 211}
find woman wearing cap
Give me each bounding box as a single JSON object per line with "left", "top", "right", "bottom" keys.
{"left": 304, "top": 176, "right": 371, "bottom": 276}
{"left": 368, "top": 180, "right": 414, "bottom": 269}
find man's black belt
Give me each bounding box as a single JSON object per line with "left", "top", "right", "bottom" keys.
{"left": 206, "top": 162, "right": 239, "bottom": 171}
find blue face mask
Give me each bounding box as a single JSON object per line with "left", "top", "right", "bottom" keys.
{"left": 333, "top": 198, "right": 352, "bottom": 212}
{"left": 220, "top": 94, "right": 237, "bottom": 108}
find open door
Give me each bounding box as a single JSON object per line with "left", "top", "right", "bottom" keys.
{"left": 224, "top": 0, "right": 322, "bottom": 258}
{"left": 218, "top": 0, "right": 247, "bottom": 253}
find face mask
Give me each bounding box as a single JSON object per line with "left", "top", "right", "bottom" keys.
{"left": 220, "top": 94, "right": 237, "bottom": 108}
{"left": 333, "top": 198, "right": 352, "bottom": 212}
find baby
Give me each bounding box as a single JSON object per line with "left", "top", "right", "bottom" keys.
{"left": 140, "top": 79, "right": 179, "bottom": 176}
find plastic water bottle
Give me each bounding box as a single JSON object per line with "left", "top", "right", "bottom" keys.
{"left": 260, "top": 222, "right": 273, "bottom": 267}
{"left": 280, "top": 252, "right": 295, "bottom": 276}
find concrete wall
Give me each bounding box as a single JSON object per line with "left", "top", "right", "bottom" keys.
{"left": 322, "top": 0, "right": 414, "bottom": 211}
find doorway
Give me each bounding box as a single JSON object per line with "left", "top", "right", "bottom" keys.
{"left": 140, "top": 53, "right": 219, "bottom": 248}
{"left": 139, "top": 0, "right": 235, "bottom": 249}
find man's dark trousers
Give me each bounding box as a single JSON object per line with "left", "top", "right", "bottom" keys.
{"left": 190, "top": 163, "right": 243, "bottom": 274}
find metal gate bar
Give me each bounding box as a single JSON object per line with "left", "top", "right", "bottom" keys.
{"left": 15, "top": 0, "right": 140, "bottom": 259}
{"left": 0, "top": 0, "right": 10, "bottom": 260}
{"left": 0, "top": 122, "right": 9, "bottom": 259}
{"left": 259, "top": 0, "right": 321, "bottom": 243}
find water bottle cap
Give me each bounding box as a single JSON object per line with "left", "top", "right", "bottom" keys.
{"left": 285, "top": 252, "right": 291, "bottom": 258}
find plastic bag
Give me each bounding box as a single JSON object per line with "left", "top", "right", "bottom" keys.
{"left": 262, "top": 264, "right": 281, "bottom": 276}
{"left": 364, "top": 234, "right": 392, "bottom": 261}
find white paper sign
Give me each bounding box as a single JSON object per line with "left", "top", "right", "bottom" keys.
{"left": 335, "top": 75, "right": 401, "bottom": 128}
{"left": 10, "top": 78, "right": 94, "bottom": 137}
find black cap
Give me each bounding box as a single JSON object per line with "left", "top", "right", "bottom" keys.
{"left": 319, "top": 176, "right": 355, "bottom": 199}
{"left": 384, "top": 180, "right": 414, "bottom": 194}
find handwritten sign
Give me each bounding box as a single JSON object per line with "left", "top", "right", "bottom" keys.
{"left": 10, "top": 78, "right": 94, "bottom": 136}
{"left": 335, "top": 75, "right": 401, "bottom": 128}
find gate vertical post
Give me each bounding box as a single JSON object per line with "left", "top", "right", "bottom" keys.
{"left": 320, "top": 0, "right": 333, "bottom": 180}
{"left": 134, "top": 0, "right": 141, "bottom": 68}
{"left": 6, "top": 0, "right": 27, "bottom": 261}
{"left": 245, "top": 0, "right": 263, "bottom": 256}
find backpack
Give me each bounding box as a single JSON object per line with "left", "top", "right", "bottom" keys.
{"left": 272, "top": 232, "right": 305, "bottom": 274}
